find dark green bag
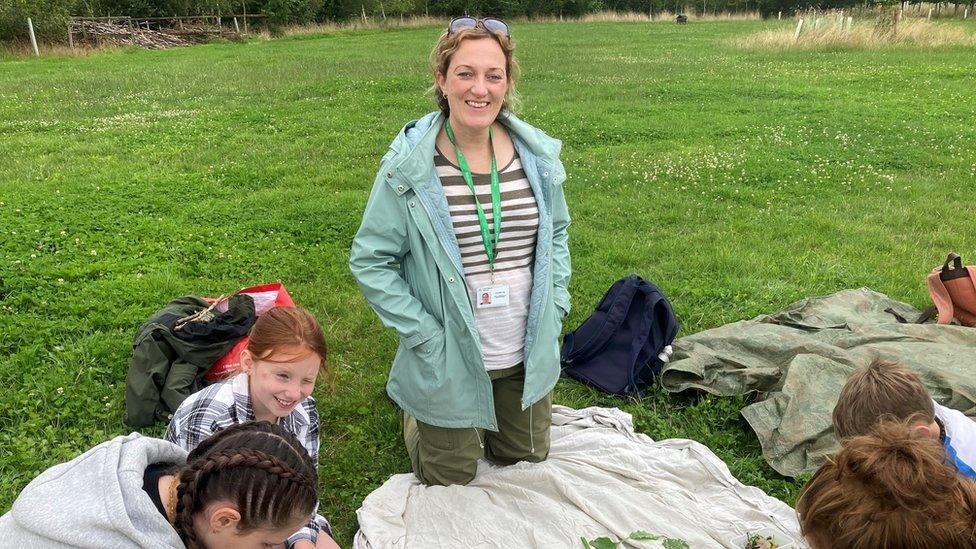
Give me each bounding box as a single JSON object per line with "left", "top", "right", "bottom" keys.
{"left": 123, "top": 295, "right": 255, "bottom": 427}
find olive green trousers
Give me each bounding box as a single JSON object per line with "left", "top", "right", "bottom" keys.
{"left": 402, "top": 363, "right": 552, "bottom": 486}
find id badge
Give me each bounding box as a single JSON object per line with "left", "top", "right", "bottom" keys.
{"left": 475, "top": 284, "right": 510, "bottom": 309}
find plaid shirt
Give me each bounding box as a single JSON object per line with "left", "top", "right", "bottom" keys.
{"left": 165, "top": 373, "right": 330, "bottom": 545}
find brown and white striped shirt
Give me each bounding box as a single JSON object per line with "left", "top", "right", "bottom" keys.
{"left": 435, "top": 148, "right": 539, "bottom": 370}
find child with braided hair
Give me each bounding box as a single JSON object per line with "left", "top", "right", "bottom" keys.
{"left": 166, "top": 307, "right": 338, "bottom": 549}
{"left": 0, "top": 421, "right": 319, "bottom": 549}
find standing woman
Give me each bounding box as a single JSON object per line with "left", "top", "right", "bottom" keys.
{"left": 350, "top": 17, "right": 571, "bottom": 486}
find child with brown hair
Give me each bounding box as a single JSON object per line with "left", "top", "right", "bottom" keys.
{"left": 832, "top": 358, "right": 976, "bottom": 479}
{"left": 0, "top": 421, "right": 319, "bottom": 548}
{"left": 166, "top": 306, "right": 338, "bottom": 548}
{"left": 797, "top": 419, "right": 976, "bottom": 549}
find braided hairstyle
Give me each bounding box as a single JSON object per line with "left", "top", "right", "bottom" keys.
{"left": 173, "top": 421, "right": 318, "bottom": 548}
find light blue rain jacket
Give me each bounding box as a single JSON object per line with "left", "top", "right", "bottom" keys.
{"left": 350, "top": 110, "right": 571, "bottom": 430}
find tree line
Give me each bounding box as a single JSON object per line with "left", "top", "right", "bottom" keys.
{"left": 2, "top": 0, "right": 973, "bottom": 44}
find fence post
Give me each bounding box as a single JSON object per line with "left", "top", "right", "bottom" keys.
{"left": 777, "top": 10, "right": 781, "bottom": 19}
{"left": 27, "top": 18, "right": 40, "bottom": 57}
{"left": 927, "top": 7, "right": 933, "bottom": 18}
{"left": 361, "top": 5, "right": 367, "bottom": 24}
{"left": 68, "top": 22, "right": 74, "bottom": 48}
{"left": 965, "top": 7, "right": 969, "bottom": 18}
{"left": 380, "top": 1, "right": 386, "bottom": 19}
{"left": 794, "top": 18, "right": 804, "bottom": 41}
{"left": 233, "top": 17, "right": 240, "bottom": 34}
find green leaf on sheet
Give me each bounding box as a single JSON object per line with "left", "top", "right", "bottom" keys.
{"left": 587, "top": 537, "right": 619, "bottom": 549}
{"left": 583, "top": 530, "right": 690, "bottom": 548}
{"left": 628, "top": 531, "right": 663, "bottom": 540}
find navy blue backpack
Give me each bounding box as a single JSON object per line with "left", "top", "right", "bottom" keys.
{"left": 560, "top": 275, "right": 679, "bottom": 395}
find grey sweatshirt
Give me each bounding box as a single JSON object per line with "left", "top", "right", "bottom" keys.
{"left": 0, "top": 433, "right": 188, "bottom": 548}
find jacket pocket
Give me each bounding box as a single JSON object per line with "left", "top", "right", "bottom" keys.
{"left": 413, "top": 326, "right": 446, "bottom": 385}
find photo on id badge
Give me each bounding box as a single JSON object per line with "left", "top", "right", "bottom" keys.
{"left": 476, "top": 284, "right": 509, "bottom": 309}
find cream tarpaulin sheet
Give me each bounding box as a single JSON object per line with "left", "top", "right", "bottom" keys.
{"left": 661, "top": 288, "right": 976, "bottom": 477}
{"left": 354, "top": 406, "right": 803, "bottom": 548}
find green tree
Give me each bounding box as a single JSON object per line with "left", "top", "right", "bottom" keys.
{"left": 0, "top": 0, "right": 73, "bottom": 42}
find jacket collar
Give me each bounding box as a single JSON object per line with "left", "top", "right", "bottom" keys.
{"left": 390, "top": 110, "right": 562, "bottom": 190}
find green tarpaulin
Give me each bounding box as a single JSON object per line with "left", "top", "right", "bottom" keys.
{"left": 661, "top": 288, "right": 976, "bottom": 477}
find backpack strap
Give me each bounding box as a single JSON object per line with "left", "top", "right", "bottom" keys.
{"left": 627, "top": 285, "right": 666, "bottom": 392}
{"left": 941, "top": 252, "right": 970, "bottom": 281}
{"left": 561, "top": 276, "right": 640, "bottom": 365}
{"left": 942, "top": 252, "right": 963, "bottom": 271}
{"left": 628, "top": 283, "right": 679, "bottom": 392}
{"left": 915, "top": 305, "right": 938, "bottom": 324}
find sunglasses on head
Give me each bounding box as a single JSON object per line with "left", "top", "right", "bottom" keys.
{"left": 448, "top": 16, "right": 510, "bottom": 38}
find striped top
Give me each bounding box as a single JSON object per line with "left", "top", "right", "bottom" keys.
{"left": 435, "top": 147, "right": 539, "bottom": 370}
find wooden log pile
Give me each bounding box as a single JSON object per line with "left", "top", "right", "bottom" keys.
{"left": 72, "top": 20, "right": 191, "bottom": 49}
{"left": 69, "top": 17, "right": 251, "bottom": 49}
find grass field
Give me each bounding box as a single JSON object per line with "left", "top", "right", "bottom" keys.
{"left": 2, "top": 19, "right": 975, "bottom": 544}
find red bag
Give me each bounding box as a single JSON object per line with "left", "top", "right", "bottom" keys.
{"left": 204, "top": 282, "right": 296, "bottom": 382}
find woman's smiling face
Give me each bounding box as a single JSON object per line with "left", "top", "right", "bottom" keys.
{"left": 436, "top": 37, "right": 510, "bottom": 132}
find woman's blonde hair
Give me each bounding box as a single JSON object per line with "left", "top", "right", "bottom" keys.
{"left": 428, "top": 25, "right": 521, "bottom": 116}
{"left": 797, "top": 418, "right": 976, "bottom": 548}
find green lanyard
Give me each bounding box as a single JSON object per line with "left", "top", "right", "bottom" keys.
{"left": 445, "top": 121, "right": 502, "bottom": 274}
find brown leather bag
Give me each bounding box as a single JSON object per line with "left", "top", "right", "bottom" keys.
{"left": 919, "top": 253, "right": 976, "bottom": 326}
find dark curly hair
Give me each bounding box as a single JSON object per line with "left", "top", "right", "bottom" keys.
{"left": 173, "top": 421, "right": 318, "bottom": 547}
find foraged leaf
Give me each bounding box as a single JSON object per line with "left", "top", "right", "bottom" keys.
{"left": 588, "top": 537, "right": 620, "bottom": 549}
{"left": 628, "top": 531, "right": 663, "bottom": 540}
{"left": 662, "top": 539, "right": 691, "bottom": 549}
